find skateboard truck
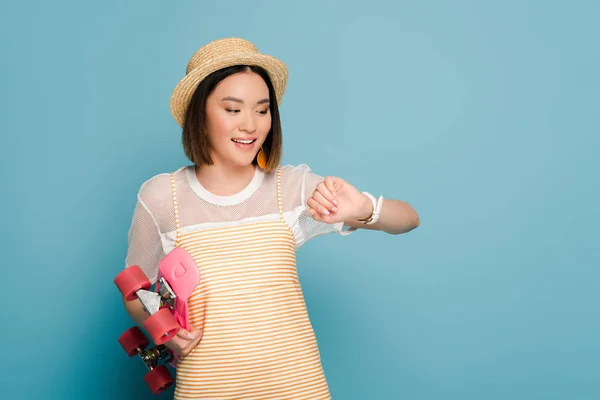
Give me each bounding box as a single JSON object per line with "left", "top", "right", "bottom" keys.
{"left": 137, "top": 277, "right": 177, "bottom": 315}
{"left": 140, "top": 343, "right": 173, "bottom": 369}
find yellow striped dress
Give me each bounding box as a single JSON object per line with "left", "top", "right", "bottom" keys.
{"left": 125, "top": 164, "right": 354, "bottom": 399}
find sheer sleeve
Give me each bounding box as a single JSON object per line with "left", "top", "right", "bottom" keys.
{"left": 124, "top": 195, "right": 165, "bottom": 284}
{"left": 284, "top": 164, "right": 356, "bottom": 249}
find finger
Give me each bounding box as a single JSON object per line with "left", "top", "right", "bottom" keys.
{"left": 176, "top": 327, "right": 197, "bottom": 341}
{"left": 308, "top": 208, "right": 321, "bottom": 221}
{"left": 182, "top": 329, "right": 204, "bottom": 355}
{"left": 308, "top": 207, "right": 334, "bottom": 224}
{"left": 317, "top": 182, "right": 338, "bottom": 205}
{"left": 313, "top": 186, "right": 337, "bottom": 212}
{"left": 324, "top": 177, "right": 339, "bottom": 201}
{"left": 191, "top": 329, "right": 204, "bottom": 347}
{"left": 164, "top": 336, "right": 188, "bottom": 356}
{"left": 307, "top": 198, "right": 330, "bottom": 216}
{"left": 312, "top": 191, "right": 337, "bottom": 212}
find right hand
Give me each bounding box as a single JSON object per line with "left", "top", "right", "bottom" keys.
{"left": 164, "top": 325, "right": 203, "bottom": 357}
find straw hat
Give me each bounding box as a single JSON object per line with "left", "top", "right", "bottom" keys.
{"left": 170, "top": 38, "right": 288, "bottom": 127}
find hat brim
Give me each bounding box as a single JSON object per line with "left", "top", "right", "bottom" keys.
{"left": 170, "top": 52, "right": 288, "bottom": 127}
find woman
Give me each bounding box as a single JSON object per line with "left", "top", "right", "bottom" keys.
{"left": 123, "top": 37, "right": 419, "bottom": 400}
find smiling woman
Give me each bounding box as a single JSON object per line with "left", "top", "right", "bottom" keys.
{"left": 121, "top": 37, "right": 419, "bottom": 400}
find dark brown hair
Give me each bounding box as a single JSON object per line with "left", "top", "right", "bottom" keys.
{"left": 182, "top": 65, "right": 282, "bottom": 172}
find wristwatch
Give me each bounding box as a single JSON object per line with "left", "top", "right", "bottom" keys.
{"left": 359, "top": 192, "right": 384, "bottom": 225}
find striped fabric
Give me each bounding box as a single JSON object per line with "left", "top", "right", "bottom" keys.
{"left": 172, "top": 168, "right": 331, "bottom": 400}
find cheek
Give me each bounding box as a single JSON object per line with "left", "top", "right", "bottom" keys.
{"left": 259, "top": 115, "right": 272, "bottom": 133}
{"left": 207, "top": 112, "right": 235, "bottom": 138}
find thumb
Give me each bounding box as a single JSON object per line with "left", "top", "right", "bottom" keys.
{"left": 176, "top": 327, "right": 198, "bottom": 340}
{"left": 189, "top": 325, "right": 202, "bottom": 335}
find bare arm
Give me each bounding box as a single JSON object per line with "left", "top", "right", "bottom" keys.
{"left": 122, "top": 296, "right": 151, "bottom": 327}
{"left": 344, "top": 197, "right": 420, "bottom": 234}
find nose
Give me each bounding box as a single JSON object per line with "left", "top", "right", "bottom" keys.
{"left": 238, "top": 111, "right": 257, "bottom": 133}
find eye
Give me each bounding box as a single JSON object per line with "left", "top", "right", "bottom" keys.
{"left": 258, "top": 109, "right": 269, "bottom": 115}
{"left": 226, "top": 108, "right": 240, "bottom": 114}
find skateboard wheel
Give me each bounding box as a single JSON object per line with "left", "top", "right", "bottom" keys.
{"left": 114, "top": 265, "right": 152, "bottom": 301}
{"left": 118, "top": 326, "right": 150, "bottom": 356}
{"left": 144, "top": 308, "right": 180, "bottom": 345}
{"left": 144, "top": 365, "right": 173, "bottom": 395}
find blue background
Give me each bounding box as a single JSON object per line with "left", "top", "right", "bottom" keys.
{"left": 2, "top": 0, "right": 599, "bottom": 399}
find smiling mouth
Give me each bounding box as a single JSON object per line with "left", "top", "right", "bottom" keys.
{"left": 232, "top": 139, "right": 257, "bottom": 144}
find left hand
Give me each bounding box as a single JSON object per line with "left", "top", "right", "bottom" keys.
{"left": 307, "top": 176, "right": 373, "bottom": 224}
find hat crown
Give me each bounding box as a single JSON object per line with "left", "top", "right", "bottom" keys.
{"left": 186, "top": 38, "right": 259, "bottom": 74}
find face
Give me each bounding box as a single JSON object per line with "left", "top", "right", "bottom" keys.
{"left": 204, "top": 71, "right": 272, "bottom": 168}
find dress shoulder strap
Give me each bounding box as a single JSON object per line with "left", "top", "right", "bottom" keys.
{"left": 276, "top": 166, "right": 284, "bottom": 220}
{"left": 169, "top": 172, "right": 181, "bottom": 247}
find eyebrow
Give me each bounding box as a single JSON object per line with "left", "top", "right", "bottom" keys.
{"left": 221, "top": 96, "right": 270, "bottom": 105}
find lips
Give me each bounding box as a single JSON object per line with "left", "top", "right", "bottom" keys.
{"left": 231, "top": 138, "right": 256, "bottom": 144}
{"left": 231, "top": 138, "right": 257, "bottom": 151}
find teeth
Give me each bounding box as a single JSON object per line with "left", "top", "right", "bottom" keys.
{"left": 232, "top": 139, "right": 254, "bottom": 144}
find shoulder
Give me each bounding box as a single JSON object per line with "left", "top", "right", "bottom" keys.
{"left": 279, "top": 163, "right": 315, "bottom": 181}
{"left": 136, "top": 167, "right": 186, "bottom": 212}
{"left": 138, "top": 172, "right": 170, "bottom": 202}
{"left": 280, "top": 163, "right": 325, "bottom": 187}
{"left": 278, "top": 164, "right": 326, "bottom": 203}
{"left": 280, "top": 163, "right": 312, "bottom": 174}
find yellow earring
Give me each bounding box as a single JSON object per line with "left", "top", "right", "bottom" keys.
{"left": 257, "top": 148, "right": 267, "bottom": 169}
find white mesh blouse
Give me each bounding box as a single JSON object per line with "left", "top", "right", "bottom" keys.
{"left": 125, "top": 164, "right": 354, "bottom": 284}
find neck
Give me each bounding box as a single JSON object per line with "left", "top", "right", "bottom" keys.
{"left": 195, "top": 162, "right": 256, "bottom": 196}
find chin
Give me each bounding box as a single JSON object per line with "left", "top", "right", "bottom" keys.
{"left": 230, "top": 157, "right": 255, "bottom": 168}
